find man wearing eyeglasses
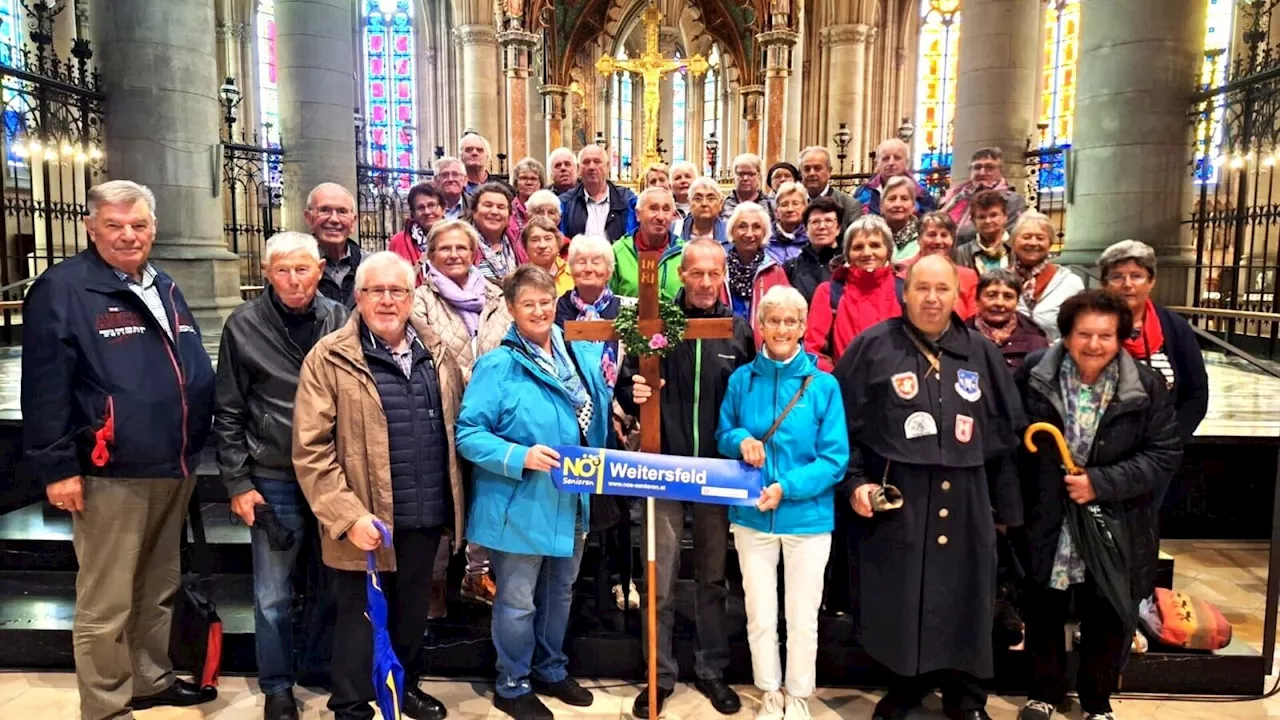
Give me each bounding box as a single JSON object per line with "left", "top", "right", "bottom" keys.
{"left": 939, "top": 147, "right": 1026, "bottom": 246}
{"left": 305, "top": 183, "right": 362, "bottom": 308}
{"left": 434, "top": 156, "right": 469, "bottom": 220}
{"left": 720, "top": 152, "right": 775, "bottom": 222}
{"left": 294, "top": 251, "right": 464, "bottom": 720}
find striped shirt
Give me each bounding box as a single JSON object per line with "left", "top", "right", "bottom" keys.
{"left": 1146, "top": 350, "right": 1176, "bottom": 389}
{"left": 114, "top": 264, "right": 172, "bottom": 340}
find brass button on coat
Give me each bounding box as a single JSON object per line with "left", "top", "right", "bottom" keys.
{"left": 937, "top": 535, "right": 949, "bottom": 545}
{"left": 939, "top": 508, "right": 950, "bottom": 518}
{"left": 941, "top": 481, "right": 952, "bottom": 491}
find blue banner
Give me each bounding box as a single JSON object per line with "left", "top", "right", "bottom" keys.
{"left": 550, "top": 445, "right": 762, "bottom": 506}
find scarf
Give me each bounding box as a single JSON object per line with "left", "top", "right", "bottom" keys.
{"left": 891, "top": 215, "right": 920, "bottom": 253}
{"left": 476, "top": 235, "right": 516, "bottom": 283}
{"left": 1123, "top": 299, "right": 1165, "bottom": 360}
{"left": 428, "top": 264, "right": 488, "bottom": 336}
{"left": 570, "top": 288, "right": 620, "bottom": 388}
{"left": 1014, "top": 256, "right": 1056, "bottom": 308}
{"left": 409, "top": 220, "right": 429, "bottom": 251}
{"left": 942, "top": 179, "right": 1013, "bottom": 228}
{"left": 977, "top": 231, "right": 1009, "bottom": 260}
{"left": 975, "top": 312, "right": 1020, "bottom": 347}
{"left": 726, "top": 248, "right": 764, "bottom": 300}
{"left": 518, "top": 326, "right": 595, "bottom": 438}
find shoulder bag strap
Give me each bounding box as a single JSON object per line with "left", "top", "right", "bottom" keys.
{"left": 186, "top": 490, "right": 213, "bottom": 585}
{"left": 760, "top": 375, "right": 815, "bottom": 444}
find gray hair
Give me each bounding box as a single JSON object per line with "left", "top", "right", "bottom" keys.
{"left": 670, "top": 160, "right": 699, "bottom": 178}
{"left": 688, "top": 176, "right": 721, "bottom": 198}
{"left": 876, "top": 137, "right": 911, "bottom": 160}
{"left": 578, "top": 143, "right": 608, "bottom": 164}
{"left": 433, "top": 155, "right": 463, "bottom": 174}
{"left": 513, "top": 156, "right": 548, "bottom": 187}
{"left": 547, "top": 147, "right": 576, "bottom": 167}
{"left": 425, "top": 218, "right": 480, "bottom": 255}
{"left": 1011, "top": 210, "right": 1055, "bottom": 240}
{"left": 976, "top": 267, "right": 1022, "bottom": 295}
{"left": 637, "top": 185, "right": 675, "bottom": 208}
{"left": 757, "top": 285, "right": 809, "bottom": 322}
{"left": 731, "top": 153, "right": 763, "bottom": 174}
{"left": 526, "top": 189, "right": 561, "bottom": 213}
{"left": 726, "top": 201, "right": 773, "bottom": 247}
{"left": 262, "top": 231, "right": 321, "bottom": 267}
{"left": 305, "top": 182, "right": 355, "bottom": 209}
{"left": 883, "top": 174, "right": 917, "bottom": 198}
{"left": 567, "top": 234, "right": 616, "bottom": 276}
{"left": 355, "top": 250, "right": 416, "bottom": 291}
{"left": 773, "top": 181, "right": 807, "bottom": 206}
{"left": 799, "top": 146, "right": 833, "bottom": 169}
{"left": 680, "top": 237, "right": 727, "bottom": 269}
{"left": 843, "top": 214, "right": 893, "bottom": 257}
{"left": 1098, "top": 239, "right": 1157, "bottom": 279}
{"left": 460, "top": 132, "right": 491, "bottom": 158}
{"left": 87, "top": 180, "right": 156, "bottom": 219}
{"left": 502, "top": 264, "right": 557, "bottom": 305}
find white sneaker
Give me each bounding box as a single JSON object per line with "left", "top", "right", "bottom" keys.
{"left": 756, "top": 690, "right": 785, "bottom": 720}
{"left": 783, "top": 694, "right": 812, "bottom": 720}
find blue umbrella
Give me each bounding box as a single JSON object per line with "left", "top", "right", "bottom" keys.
{"left": 366, "top": 519, "right": 403, "bottom": 720}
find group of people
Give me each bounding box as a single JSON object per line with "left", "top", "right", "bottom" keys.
{"left": 22, "top": 131, "right": 1209, "bottom": 720}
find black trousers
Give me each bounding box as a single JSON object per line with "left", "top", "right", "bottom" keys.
{"left": 1023, "top": 579, "right": 1128, "bottom": 715}
{"left": 329, "top": 525, "right": 443, "bottom": 720}
{"left": 885, "top": 669, "right": 988, "bottom": 712}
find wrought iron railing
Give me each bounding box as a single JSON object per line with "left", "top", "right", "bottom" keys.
{"left": 355, "top": 163, "right": 433, "bottom": 253}
{"left": 221, "top": 132, "right": 283, "bottom": 289}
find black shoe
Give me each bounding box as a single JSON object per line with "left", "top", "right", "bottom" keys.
{"left": 532, "top": 677, "right": 593, "bottom": 707}
{"left": 130, "top": 678, "right": 217, "bottom": 710}
{"left": 944, "top": 710, "right": 992, "bottom": 720}
{"left": 404, "top": 687, "right": 448, "bottom": 720}
{"left": 263, "top": 690, "right": 299, "bottom": 720}
{"left": 872, "top": 692, "right": 914, "bottom": 720}
{"left": 493, "top": 691, "right": 553, "bottom": 719}
{"left": 632, "top": 685, "right": 674, "bottom": 718}
{"left": 694, "top": 678, "right": 741, "bottom": 715}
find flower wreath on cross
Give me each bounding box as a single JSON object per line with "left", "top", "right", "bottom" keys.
{"left": 612, "top": 298, "right": 688, "bottom": 359}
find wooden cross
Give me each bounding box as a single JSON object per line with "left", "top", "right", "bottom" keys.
{"left": 563, "top": 248, "right": 733, "bottom": 719}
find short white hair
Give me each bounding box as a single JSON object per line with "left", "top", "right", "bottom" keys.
{"left": 726, "top": 201, "right": 773, "bottom": 247}
{"left": 773, "top": 181, "right": 807, "bottom": 205}
{"left": 460, "top": 132, "right": 491, "bottom": 157}
{"left": 637, "top": 185, "right": 675, "bottom": 207}
{"left": 567, "top": 234, "right": 616, "bottom": 276}
{"left": 262, "top": 231, "right": 321, "bottom": 267}
{"left": 425, "top": 218, "right": 480, "bottom": 255}
{"left": 844, "top": 215, "right": 893, "bottom": 257}
{"left": 88, "top": 180, "right": 156, "bottom": 219}
{"left": 799, "top": 146, "right": 832, "bottom": 169}
{"left": 434, "top": 156, "right": 463, "bottom": 174}
{"left": 305, "top": 182, "right": 355, "bottom": 209}
{"left": 732, "top": 153, "right": 763, "bottom": 174}
{"left": 688, "top": 176, "right": 721, "bottom": 197}
{"left": 1011, "top": 210, "right": 1055, "bottom": 240}
{"left": 577, "top": 143, "right": 608, "bottom": 164}
{"left": 548, "top": 147, "right": 576, "bottom": 166}
{"left": 355, "top": 250, "right": 416, "bottom": 291}
{"left": 877, "top": 137, "right": 911, "bottom": 160}
{"left": 670, "top": 160, "right": 699, "bottom": 178}
{"left": 526, "top": 189, "right": 561, "bottom": 213}
{"left": 757, "top": 285, "right": 809, "bottom": 321}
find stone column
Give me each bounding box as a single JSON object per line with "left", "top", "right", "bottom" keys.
{"left": 1063, "top": 0, "right": 1202, "bottom": 295}
{"left": 541, "top": 84, "right": 570, "bottom": 151}
{"left": 498, "top": 29, "right": 538, "bottom": 163}
{"left": 657, "top": 26, "right": 678, "bottom": 165}
{"left": 275, "top": 0, "right": 357, "bottom": 230}
{"left": 740, "top": 85, "right": 765, "bottom": 157}
{"left": 454, "top": 24, "right": 500, "bottom": 143}
{"left": 820, "top": 24, "right": 870, "bottom": 167}
{"left": 93, "top": 0, "right": 241, "bottom": 336}
{"left": 758, "top": 27, "right": 800, "bottom": 166}
{"left": 951, "top": 0, "right": 1039, "bottom": 191}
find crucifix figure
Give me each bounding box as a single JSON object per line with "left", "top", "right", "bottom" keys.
{"left": 596, "top": 3, "right": 708, "bottom": 171}
{"left": 564, "top": 248, "right": 733, "bottom": 720}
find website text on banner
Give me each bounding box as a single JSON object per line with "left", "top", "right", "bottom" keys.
{"left": 549, "top": 445, "right": 761, "bottom": 506}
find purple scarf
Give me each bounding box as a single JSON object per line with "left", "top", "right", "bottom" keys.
{"left": 427, "top": 264, "right": 487, "bottom": 337}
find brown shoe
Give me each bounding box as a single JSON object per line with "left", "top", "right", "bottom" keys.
{"left": 461, "top": 572, "right": 496, "bottom": 606}
{"left": 428, "top": 580, "right": 447, "bottom": 619}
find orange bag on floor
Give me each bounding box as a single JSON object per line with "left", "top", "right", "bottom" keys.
{"left": 1138, "top": 588, "right": 1232, "bottom": 651}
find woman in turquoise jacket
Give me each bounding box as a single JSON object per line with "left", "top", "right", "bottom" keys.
{"left": 456, "top": 266, "right": 613, "bottom": 719}
{"left": 716, "top": 285, "right": 850, "bottom": 720}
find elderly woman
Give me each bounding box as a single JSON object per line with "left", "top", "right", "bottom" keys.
{"left": 471, "top": 181, "right": 528, "bottom": 284}
{"left": 526, "top": 188, "right": 573, "bottom": 258}
{"left": 643, "top": 162, "right": 671, "bottom": 189}
{"left": 967, "top": 268, "right": 1049, "bottom": 370}
{"left": 507, "top": 157, "right": 547, "bottom": 247}
{"left": 716, "top": 285, "right": 849, "bottom": 720}
{"left": 457, "top": 265, "right": 615, "bottom": 718}
{"left": 882, "top": 175, "right": 922, "bottom": 264}
{"left": 896, "top": 211, "right": 978, "bottom": 319}
{"left": 555, "top": 235, "right": 621, "bottom": 332}
{"left": 804, "top": 215, "right": 902, "bottom": 372}
{"left": 1011, "top": 211, "right": 1083, "bottom": 343}
{"left": 1099, "top": 240, "right": 1209, "bottom": 441}
{"left": 521, "top": 217, "right": 573, "bottom": 296}
{"left": 784, "top": 196, "right": 844, "bottom": 303}
{"left": 767, "top": 161, "right": 801, "bottom": 194}
{"left": 769, "top": 181, "right": 809, "bottom": 265}
{"left": 682, "top": 176, "right": 727, "bottom": 243}
{"left": 725, "top": 201, "right": 792, "bottom": 343}
{"left": 1015, "top": 290, "right": 1182, "bottom": 720}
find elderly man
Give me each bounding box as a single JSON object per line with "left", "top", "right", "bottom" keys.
{"left": 835, "top": 254, "right": 1025, "bottom": 720}
{"left": 720, "top": 152, "right": 774, "bottom": 221}
{"left": 560, "top": 144, "right": 637, "bottom": 242}
{"left": 22, "top": 180, "right": 217, "bottom": 719}
{"left": 670, "top": 160, "right": 698, "bottom": 225}
{"left": 389, "top": 183, "right": 446, "bottom": 278}
{"left": 305, "top": 182, "right": 362, "bottom": 308}
{"left": 854, "top": 138, "right": 938, "bottom": 216}
{"left": 215, "top": 231, "right": 351, "bottom": 720}
{"left": 941, "top": 148, "right": 1027, "bottom": 245}
{"left": 461, "top": 132, "right": 498, "bottom": 194}
{"left": 610, "top": 186, "right": 681, "bottom": 300}
{"left": 294, "top": 251, "right": 464, "bottom": 720}
{"left": 434, "top": 156, "right": 468, "bottom": 219}
{"left": 799, "top": 146, "right": 863, "bottom": 235}
{"left": 616, "top": 239, "right": 756, "bottom": 718}
{"left": 548, "top": 146, "right": 578, "bottom": 195}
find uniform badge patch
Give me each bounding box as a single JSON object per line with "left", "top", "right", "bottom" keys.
{"left": 891, "top": 372, "right": 919, "bottom": 400}
{"left": 904, "top": 411, "right": 938, "bottom": 439}
{"left": 955, "top": 414, "right": 974, "bottom": 443}
{"left": 955, "top": 369, "right": 982, "bottom": 402}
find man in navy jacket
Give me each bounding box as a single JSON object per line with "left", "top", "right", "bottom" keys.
{"left": 22, "top": 180, "right": 217, "bottom": 720}
{"left": 560, "top": 144, "right": 637, "bottom": 242}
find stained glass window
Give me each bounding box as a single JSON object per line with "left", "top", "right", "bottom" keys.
{"left": 1195, "top": 0, "right": 1235, "bottom": 184}
{"left": 362, "top": 0, "right": 417, "bottom": 187}
{"left": 611, "top": 48, "right": 633, "bottom": 180}
{"left": 703, "top": 45, "right": 722, "bottom": 176}
{"left": 1034, "top": 1, "right": 1081, "bottom": 190}
{"left": 0, "top": 0, "right": 18, "bottom": 68}
{"left": 256, "top": 0, "right": 280, "bottom": 148}
{"left": 672, "top": 55, "right": 687, "bottom": 163}
{"left": 913, "top": 0, "right": 960, "bottom": 170}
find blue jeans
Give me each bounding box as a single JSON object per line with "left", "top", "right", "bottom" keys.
{"left": 489, "top": 534, "right": 585, "bottom": 699}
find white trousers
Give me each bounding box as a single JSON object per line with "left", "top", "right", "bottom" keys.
{"left": 733, "top": 523, "right": 832, "bottom": 698}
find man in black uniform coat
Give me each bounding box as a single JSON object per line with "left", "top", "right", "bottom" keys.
{"left": 835, "top": 254, "right": 1026, "bottom": 720}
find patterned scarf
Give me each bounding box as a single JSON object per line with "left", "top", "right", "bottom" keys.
{"left": 891, "top": 215, "right": 920, "bottom": 253}
{"left": 726, "top": 248, "right": 764, "bottom": 301}
{"left": 1014, "top": 256, "right": 1054, "bottom": 308}
{"left": 409, "top": 220, "right": 429, "bottom": 251}
{"left": 570, "top": 288, "right": 620, "bottom": 389}
{"left": 476, "top": 236, "right": 516, "bottom": 283}
{"left": 518, "top": 326, "right": 594, "bottom": 438}
{"left": 1059, "top": 353, "right": 1119, "bottom": 468}
{"left": 977, "top": 231, "right": 1009, "bottom": 260}
{"left": 975, "top": 313, "right": 1020, "bottom": 347}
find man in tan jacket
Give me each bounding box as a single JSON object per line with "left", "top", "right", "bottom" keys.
{"left": 293, "top": 251, "right": 464, "bottom": 720}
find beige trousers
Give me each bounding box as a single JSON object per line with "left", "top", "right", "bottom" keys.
{"left": 71, "top": 475, "right": 195, "bottom": 720}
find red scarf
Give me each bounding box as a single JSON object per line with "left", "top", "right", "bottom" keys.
{"left": 1123, "top": 299, "right": 1164, "bottom": 359}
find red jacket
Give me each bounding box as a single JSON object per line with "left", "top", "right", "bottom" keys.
{"left": 720, "top": 256, "right": 792, "bottom": 349}
{"left": 895, "top": 253, "right": 979, "bottom": 320}
{"left": 387, "top": 229, "right": 424, "bottom": 286}
{"left": 805, "top": 265, "right": 902, "bottom": 372}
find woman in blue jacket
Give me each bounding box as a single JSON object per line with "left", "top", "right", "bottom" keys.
{"left": 456, "top": 266, "right": 614, "bottom": 719}
{"left": 716, "top": 285, "right": 850, "bottom": 720}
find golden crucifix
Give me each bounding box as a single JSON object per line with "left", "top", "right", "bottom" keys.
{"left": 596, "top": 3, "right": 708, "bottom": 171}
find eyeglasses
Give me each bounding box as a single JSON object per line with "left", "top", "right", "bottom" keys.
{"left": 735, "top": 170, "right": 759, "bottom": 178}
{"left": 762, "top": 317, "right": 802, "bottom": 329}
{"left": 808, "top": 217, "right": 838, "bottom": 227}
{"left": 311, "top": 206, "right": 353, "bottom": 218}
{"left": 691, "top": 193, "right": 720, "bottom": 203}
{"left": 1106, "top": 272, "right": 1150, "bottom": 285}
{"left": 360, "top": 287, "right": 411, "bottom": 300}
{"left": 970, "top": 162, "right": 1000, "bottom": 172}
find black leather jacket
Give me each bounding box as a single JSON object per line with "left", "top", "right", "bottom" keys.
{"left": 214, "top": 289, "right": 350, "bottom": 495}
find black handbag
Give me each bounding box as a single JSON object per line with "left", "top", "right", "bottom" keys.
{"left": 168, "top": 491, "right": 223, "bottom": 692}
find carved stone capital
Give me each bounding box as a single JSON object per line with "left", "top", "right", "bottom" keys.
{"left": 539, "top": 83, "right": 571, "bottom": 98}
{"left": 497, "top": 28, "right": 540, "bottom": 50}
{"left": 658, "top": 26, "right": 680, "bottom": 50}
{"left": 756, "top": 28, "right": 799, "bottom": 48}
{"left": 740, "top": 83, "right": 766, "bottom": 117}
{"left": 820, "top": 23, "right": 870, "bottom": 48}
{"left": 454, "top": 24, "right": 498, "bottom": 47}
{"left": 866, "top": 27, "right": 879, "bottom": 46}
